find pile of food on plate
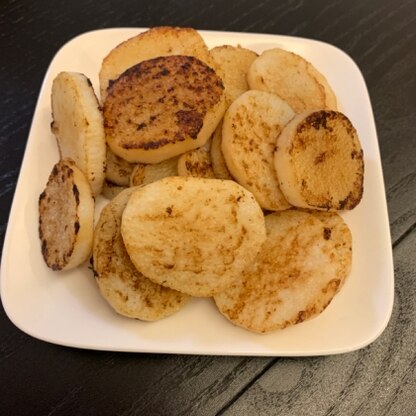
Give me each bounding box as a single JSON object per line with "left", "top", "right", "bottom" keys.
{"left": 38, "top": 26, "right": 364, "bottom": 333}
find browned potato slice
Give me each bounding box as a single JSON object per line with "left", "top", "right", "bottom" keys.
{"left": 38, "top": 158, "right": 94, "bottom": 271}
{"left": 99, "top": 26, "right": 216, "bottom": 101}
{"left": 247, "top": 48, "right": 337, "bottom": 112}
{"left": 93, "top": 187, "right": 190, "bottom": 321}
{"left": 177, "top": 141, "right": 215, "bottom": 178}
{"left": 222, "top": 90, "right": 295, "bottom": 210}
{"left": 210, "top": 45, "right": 258, "bottom": 107}
{"left": 274, "top": 110, "right": 364, "bottom": 211}
{"left": 105, "top": 147, "right": 135, "bottom": 187}
{"left": 210, "top": 121, "right": 233, "bottom": 180}
{"left": 121, "top": 177, "right": 266, "bottom": 297}
{"left": 130, "top": 157, "right": 178, "bottom": 187}
{"left": 104, "top": 55, "right": 225, "bottom": 164}
{"left": 214, "top": 210, "right": 352, "bottom": 333}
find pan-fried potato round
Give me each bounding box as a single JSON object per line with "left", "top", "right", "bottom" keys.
{"left": 177, "top": 141, "right": 215, "bottom": 178}
{"left": 210, "top": 45, "right": 258, "bottom": 107}
{"left": 247, "top": 48, "right": 337, "bottom": 112}
{"left": 38, "top": 158, "right": 94, "bottom": 271}
{"left": 121, "top": 176, "right": 266, "bottom": 297}
{"left": 93, "top": 187, "right": 189, "bottom": 321}
{"left": 99, "top": 26, "right": 216, "bottom": 101}
{"left": 214, "top": 210, "right": 351, "bottom": 333}
{"left": 311, "top": 211, "right": 352, "bottom": 287}
{"left": 130, "top": 157, "right": 178, "bottom": 187}
{"left": 51, "top": 72, "right": 106, "bottom": 196}
{"left": 210, "top": 121, "right": 233, "bottom": 180}
{"left": 274, "top": 110, "right": 364, "bottom": 211}
{"left": 222, "top": 90, "right": 295, "bottom": 210}
{"left": 105, "top": 147, "right": 135, "bottom": 187}
{"left": 104, "top": 55, "right": 225, "bottom": 164}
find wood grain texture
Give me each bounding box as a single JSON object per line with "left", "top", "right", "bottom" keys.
{"left": 0, "top": 0, "right": 415, "bottom": 415}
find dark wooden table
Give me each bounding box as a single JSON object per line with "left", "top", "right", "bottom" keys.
{"left": 1, "top": 0, "right": 415, "bottom": 415}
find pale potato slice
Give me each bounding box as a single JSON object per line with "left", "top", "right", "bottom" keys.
{"left": 104, "top": 55, "right": 225, "bottom": 164}
{"left": 247, "top": 48, "right": 337, "bottom": 112}
{"left": 121, "top": 177, "right": 266, "bottom": 297}
{"left": 99, "top": 26, "right": 216, "bottom": 100}
{"left": 93, "top": 187, "right": 189, "bottom": 321}
{"left": 177, "top": 140, "right": 215, "bottom": 178}
{"left": 222, "top": 90, "right": 295, "bottom": 210}
{"left": 311, "top": 211, "right": 352, "bottom": 288}
{"left": 274, "top": 110, "right": 364, "bottom": 211}
{"left": 130, "top": 157, "right": 178, "bottom": 187}
{"left": 210, "top": 45, "right": 258, "bottom": 107}
{"left": 38, "top": 158, "right": 94, "bottom": 271}
{"left": 51, "top": 72, "right": 106, "bottom": 196}
{"left": 214, "top": 210, "right": 351, "bottom": 333}
{"left": 105, "top": 147, "right": 135, "bottom": 187}
{"left": 210, "top": 121, "right": 233, "bottom": 180}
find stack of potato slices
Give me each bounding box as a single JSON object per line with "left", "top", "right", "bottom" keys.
{"left": 38, "top": 26, "right": 364, "bottom": 332}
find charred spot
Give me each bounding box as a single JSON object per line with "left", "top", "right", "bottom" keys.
{"left": 74, "top": 220, "right": 80, "bottom": 234}
{"left": 296, "top": 310, "right": 307, "bottom": 324}
{"left": 150, "top": 115, "right": 157, "bottom": 122}
{"left": 89, "top": 257, "right": 99, "bottom": 278}
{"left": 303, "top": 110, "right": 338, "bottom": 131}
{"left": 51, "top": 164, "right": 59, "bottom": 177}
{"left": 160, "top": 68, "right": 170, "bottom": 76}
{"left": 163, "top": 264, "right": 174, "bottom": 269}
{"left": 108, "top": 79, "right": 116, "bottom": 90}
{"left": 323, "top": 227, "right": 332, "bottom": 240}
{"left": 338, "top": 193, "right": 352, "bottom": 209}
{"left": 41, "top": 239, "right": 48, "bottom": 258}
{"left": 51, "top": 263, "right": 62, "bottom": 271}
{"left": 175, "top": 110, "right": 203, "bottom": 139}
{"left": 314, "top": 152, "right": 326, "bottom": 164}
{"left": 137, "top": 122, "right": 147, "bottom": 130}
{"left": 72, "top": 184, "right": 80, "bottom": 204}
{"left": 351, "top": 149, "right": 363, "bottom": 160}
{"left": 166, "top": 206, "right": 173, "bottom": 215}
{"left": 123, "top": 137, "right": 171, "bottom": 150}
{"left": 158, "top": 97, "right": 165, "bottom": 103}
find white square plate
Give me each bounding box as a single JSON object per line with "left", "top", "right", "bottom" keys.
{"left": 0, "top": 28, "right": 394, "bottom": 356}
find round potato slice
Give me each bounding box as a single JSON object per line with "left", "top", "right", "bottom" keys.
{"left": 105, "top": 147, "right": 135, "bottom": 187}
{"left": 51, "top": 72, "right": 106, "bottom": 196}
{"left": 177, "top": 141, "right": 215, "bottom": 178}
{"left": 104, "top": 55, "right": 225, "bottom": 164}
{"left": 214, "top": 210, "right": 352, "bottom": 333}
{"left": 222, "top": 90, "right": 295, "bottom": 211}
{"left": 121, "top": 176, "right": 266, "bottom": 297}
{"left": 247, "top": 47, "right": 337, "bottom": 112}
{"left": 210, "top": 121, "right": 233, "bottom": 180}
{"left": 38, "top": 158, "right": 94, "bottom": 271}
{"left": 93, "top": 187, "right": 189, "bottom": 321}
{"left": 210, "top": 45, "right": 258, "bottom": 107}
{"left": 274, "top": 110, "right": 364, "bottom": 211}
{"left": 130, "top": 157, "right": 178, "bottom": 187}
{"left": 99, "top": 26, "right": 216, "bottom": 101}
